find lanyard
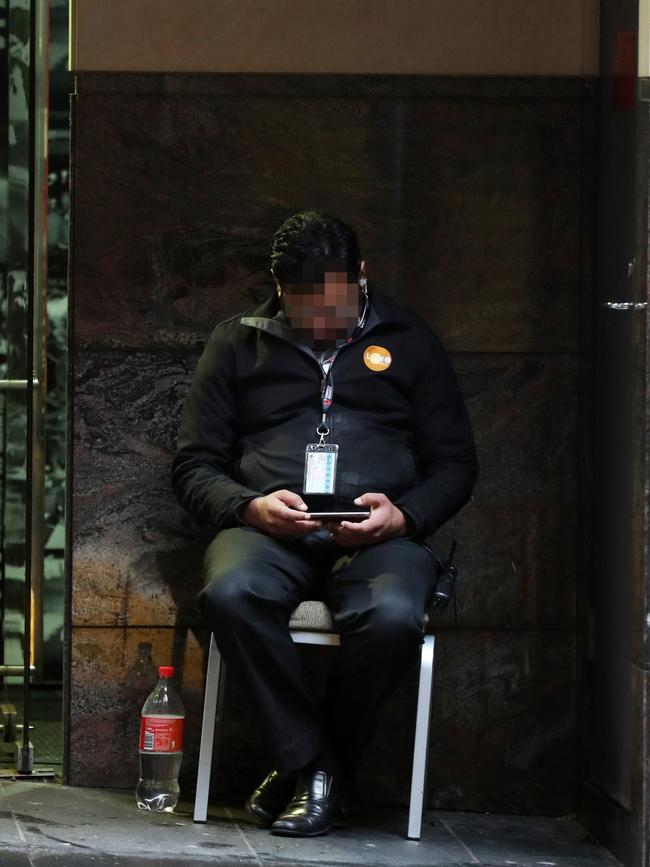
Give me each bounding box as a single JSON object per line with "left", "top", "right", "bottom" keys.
{"left": 316, "top": 348, "right": 340, "bottom": 444}
{"left": 313, "top": 295, "right": 370, "bottom": 444}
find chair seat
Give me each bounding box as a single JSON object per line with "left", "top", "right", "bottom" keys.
{"left": 289, "top": 600, "right": 335, "bottom": 632}
{"left": 288, "top": 601, "right": 430, "bottom": 633}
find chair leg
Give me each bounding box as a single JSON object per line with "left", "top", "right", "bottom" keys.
{"left": 193, "top": 633, "right": 223, "bottom": 823}
{"left": 407, "top": 634, "right": 435, "bottom": 840}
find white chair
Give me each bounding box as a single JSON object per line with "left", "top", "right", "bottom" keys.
{"left": 193, "top": 600, "right": 436, "bottom": 839}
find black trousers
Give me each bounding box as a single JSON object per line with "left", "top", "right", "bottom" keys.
{"left": 198, "top": 526, "right": 438, "bottom": 774}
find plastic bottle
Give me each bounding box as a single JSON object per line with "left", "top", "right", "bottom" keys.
{"left": 136, "top": 665, "right": 185, "bottom": 812}
{"left": 124, "top": 642, "right": 157, "bottom": 748}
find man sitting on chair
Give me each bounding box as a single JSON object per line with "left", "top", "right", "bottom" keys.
{"left": 171, "top": 210, "right": 479, "bottom": 837}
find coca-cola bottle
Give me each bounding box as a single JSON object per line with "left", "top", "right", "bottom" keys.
{"left": 124, "top": 642, "right": 157, "bottom": 747}
{"left": 136, "top": 665, "right": 185, "bottom": 812}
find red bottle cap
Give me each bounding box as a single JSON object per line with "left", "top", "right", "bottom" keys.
{"left": 159, "top": 666, "right": 175, "bottom": 678}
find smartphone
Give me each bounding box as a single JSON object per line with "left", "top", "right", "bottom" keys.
{"left": 307, "top": 511, "right": 371, "bottom": 521}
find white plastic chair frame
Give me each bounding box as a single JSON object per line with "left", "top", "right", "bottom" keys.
{"left": 193, "top": 609, "right": 435, "bottom": 840}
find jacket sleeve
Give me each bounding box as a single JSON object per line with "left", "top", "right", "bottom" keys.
{"left": 171, "top": 324, "right": 262, "bottom": 529}
{"left": 393, "top": 329, "right": 478, "bottom": 539}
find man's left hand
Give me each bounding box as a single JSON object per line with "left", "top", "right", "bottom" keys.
{"left": 327, "top": 492, "right": 414, "bottom": 548}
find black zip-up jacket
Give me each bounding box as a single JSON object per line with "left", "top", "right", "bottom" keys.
{"left": 171, "top": 287, "right": 478, "bottom": 540}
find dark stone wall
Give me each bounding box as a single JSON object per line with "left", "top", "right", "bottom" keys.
{"left": 68, "top": 74, "right": 595, "bottom": 814}
{"left": 574, "top": 3, "right": 649, "bottom": 864}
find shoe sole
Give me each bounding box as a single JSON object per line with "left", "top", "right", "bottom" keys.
{"left": 271, "top": 823, "right": 333, "bottom": 838}
{"left": 270, "top": 817, "right": 344, "bottom": 838}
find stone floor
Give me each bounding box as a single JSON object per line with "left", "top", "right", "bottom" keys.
{"left": 0, "top": 780, "right": 624, "bottom": 866}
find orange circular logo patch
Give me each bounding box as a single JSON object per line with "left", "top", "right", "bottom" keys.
{"left": 363, "top": 345, "right": 392, "bottom": 372}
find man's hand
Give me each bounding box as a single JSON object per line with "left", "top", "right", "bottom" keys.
{"left": 327, "top": 492, "right": 414, "bottom": 548}
{"left": 240, "top": 490, "right": 322, "bottom": 539}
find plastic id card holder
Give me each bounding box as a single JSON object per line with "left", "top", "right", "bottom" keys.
{"left": 303, "top": 443, "right": 339, "bottom": 495}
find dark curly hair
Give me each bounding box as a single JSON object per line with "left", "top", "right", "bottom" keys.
{"left": 270, "top": 211, "right": 361, "bottom": 285}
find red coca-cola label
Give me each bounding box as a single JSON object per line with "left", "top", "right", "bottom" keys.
{"left": 139, "top": 716, "right": 184, "bottom": 752}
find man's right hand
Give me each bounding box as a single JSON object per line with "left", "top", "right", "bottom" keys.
{"left": 239, "top": 490, "right": 322, "bottom": 539}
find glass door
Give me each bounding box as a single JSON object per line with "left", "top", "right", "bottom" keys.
{"left": 0, "top": 0, "right": 66, "bottom": 778}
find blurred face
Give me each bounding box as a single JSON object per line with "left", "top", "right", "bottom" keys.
{"left": 278, "top": 258, "right": 365, "bottom": 347}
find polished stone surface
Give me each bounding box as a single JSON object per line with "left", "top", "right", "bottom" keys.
{"left": 71, "top": 347, "right": 207, "bottom": 627}
{"left": 72, "top": 77, "right": 592, "bottom": 354}
{"left": 326, "top": 629, "right": 576, "bottom": 815}
{"left": 68, "top": 626, "right": 205, "bottom": 789}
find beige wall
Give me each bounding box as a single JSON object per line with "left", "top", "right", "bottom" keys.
{"left": 640, "top": 0, "right": 650, "bottom": 76}
{"left": 70, "top": 0, "right": 600, "bottom": 75}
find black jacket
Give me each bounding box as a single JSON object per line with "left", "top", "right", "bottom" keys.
{"left": 171, "top": 287, "right": 478, "bottom": 540}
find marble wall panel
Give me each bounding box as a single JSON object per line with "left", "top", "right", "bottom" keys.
{"left": 69, "top": 626, "right": 575, "bottom": 815}
{"left": 68, "top": 625, "right": 207, "bottom": 788}
{"left": 72, "top": 80, "right": 590, "bottom": 354}
{"left": 71, "top": 347, "right": 206, "bottom": 627}
{"left": 363, "top": 629, "right": 577, "bottom": 814}
{"left": 72, "top": 347, "right": 578, "bottom": 630}
{"left": 435, "top": 352, "right": 579, "bottom": 628}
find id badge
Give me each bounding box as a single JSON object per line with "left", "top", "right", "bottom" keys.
{"left": 303, "top": 443, "right": 339, "bottom": 495}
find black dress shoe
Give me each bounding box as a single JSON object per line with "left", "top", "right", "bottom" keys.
{"left": 244, "top": 770, "right": 297, "bottom": 826}
{"left": 339, "top": 778, "right": 358, "bottom": 814}
{"left": 270, "top": 767, "right": 342, "bottom": 837}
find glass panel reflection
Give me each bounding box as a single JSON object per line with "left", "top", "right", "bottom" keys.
{"left": 1, "top": 0, "right": 31, "bottom": 770}
{"left": 0, "top": 0, "right": 69, "bottom": 775}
